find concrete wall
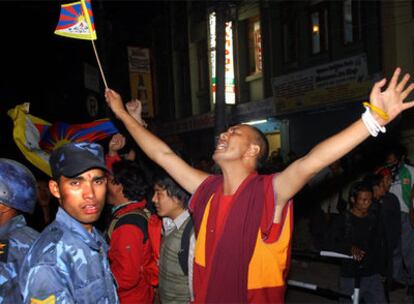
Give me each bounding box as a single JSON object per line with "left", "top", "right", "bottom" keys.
{"left": 382, "top": 0, "right": 414, "bottom": 76}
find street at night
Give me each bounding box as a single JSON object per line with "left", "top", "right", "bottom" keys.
{"left": 2, "top": 0, "right": 414, "bottom": 303}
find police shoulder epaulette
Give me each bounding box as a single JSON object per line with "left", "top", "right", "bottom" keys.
{"left": 12, "top": 225, "right": 39, "bottom": 242}
{"left": 0, "top": 240, "right": 9, "bottom": 262}
{"left": 47, "top": 226, "right": 64, "bottom": 243}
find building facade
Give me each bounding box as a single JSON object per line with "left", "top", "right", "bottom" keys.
{"left": 145, "top": 0, "right": 414, "bottom": 164}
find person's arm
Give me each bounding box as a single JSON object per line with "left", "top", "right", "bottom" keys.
{"left": 275, "top": 68, "right": 414, "bottom": 210}
{"left": 0, "top": 260, "right": 18, "bottom": 301}
{"left": 330, "top": 214, "right": 351, "bottom": 254}
{"left": 108, "top": 133, "right": 126, "bottom": 157}
{"left": 105, "top": 90, "right": 209, "bottom": 194}
{"left": 20, "top": 264, "right": 75, "bottom": 304}
{"left": 125, "top": 98, "right": 148, "bottom": 128}
{"left": 105, "top": 133, "right": 125, "bottom": 171}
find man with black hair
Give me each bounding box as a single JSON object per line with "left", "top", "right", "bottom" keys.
{"left": 332, "top": 181, "right": 386, "bottom": 302}
{"left": 106, "top": 159, "right": 157, "bottom": 303}
{"left": 385, "top": 146, "right": 414, "bottom": 295}
{"left": 152, "top": 171, "right": 194, "bottom": 303}
{"left": 362, "top": 173, "right": 384, "bottom": 215}
{"left": 106, "top": 68, "right": 414, "bottom": 302}
{"left": 19, "top": 142, "right": 119, "bottom": 304}
{"left": 364, "top": 171, "right": 401, "bottom": 293}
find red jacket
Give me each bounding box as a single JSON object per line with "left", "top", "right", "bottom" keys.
{"left": 105, "top": 153, "right": 121, "bottom": 172}
{"left": 108, "top": 201, "right": 155, "bottom": 303}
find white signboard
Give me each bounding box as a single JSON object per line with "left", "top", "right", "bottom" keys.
{"left": 209, "top": 12, "right": 236, "bottom": 105}
{"left": 128, "top": 47, "right": 151, "bottom": 73}
{"left": 272, "top": 54, "right": 371, "bottom": 113}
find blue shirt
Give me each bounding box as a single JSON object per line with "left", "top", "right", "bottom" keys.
{"left": 0, "top": 215, "right": 39, "bottom": 304}
{"left": 19, "top": 208, "right": 119, "bottom": 304}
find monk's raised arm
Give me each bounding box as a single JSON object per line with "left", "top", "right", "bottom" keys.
{"left": 105, "top": 89, "right": 209, "bottom": 194}
{"left": 275, "top": 67, "right": 414, "bottom": 207}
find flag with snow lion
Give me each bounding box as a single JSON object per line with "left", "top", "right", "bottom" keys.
{"left": 54, "top": 0, "right": 97, "bottom": 40}
{"left": 7, "top": 103, "right": 118, "bottom": 176}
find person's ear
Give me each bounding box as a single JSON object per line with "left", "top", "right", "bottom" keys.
{"left": 114, "top": 183, "right": 123, "bottom": 195}
{"left": 246, "top": 144, "right": 260, "bottom": 158}
{"left": 49, "top": 180, "right": 61, "bottom": 200}
{"left": 172, "top": 197, "right": 185, "bottom": 210}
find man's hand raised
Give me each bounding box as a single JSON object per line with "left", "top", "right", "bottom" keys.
{"left": 105, "top": 89, "right": 128, "bottom": 119}
{"left": 108, "top": 133, "right": 126, "bottom": 156}
{"left": 126, "top": 99, "right": 147, "bottom": 127}
{"left": 369, "top": 67, "right": 414, "bottom": 125}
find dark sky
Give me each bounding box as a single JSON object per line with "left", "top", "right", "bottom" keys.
{"left": 0, "top": 1, "right": 164, "bottom": 110}
{"left": 1, "top": 2, "right": 59, "bottom": 103}
{"left": 0, "top": 0, "right": 165, "bottom": 173}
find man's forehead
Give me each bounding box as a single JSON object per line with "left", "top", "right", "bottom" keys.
{"left": 64, "top": 168, "right": 106, "bottom": 179}
{"left": 228, "top": 124, "right": 253, "bottom": 132}
{"left": 154, "top": 184, "right": 165, "bottom": 190}
{"left": 357, "top": 190, "right": 372, "bottom": 196}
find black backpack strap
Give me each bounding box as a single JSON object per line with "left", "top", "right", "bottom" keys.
{"left": 178, "top": 218, "right": 194, "bottom": 276}
{"left": 113, "top": 211, "right": 149, "bottom": 243}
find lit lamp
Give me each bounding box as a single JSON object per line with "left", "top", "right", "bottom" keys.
{"left": 245, "top": 119, "right": 267, "bottom": 126}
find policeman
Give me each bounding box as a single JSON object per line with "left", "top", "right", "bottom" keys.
{"left": 0, "top": 159, "right": 39, "bottom": 303}
{"left": 19, "top": 142, "right": 119, "bottom": 304}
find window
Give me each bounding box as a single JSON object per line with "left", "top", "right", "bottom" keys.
{"left": 282, "top": 19, "right": 298, "bottom": 63}
{"left": 197, "top": 40, "right": 208, "bottom": 91}
{"left": 310, "top": 5, "right": 329, "bottom": 54}
{"left": 343, "top": 0, "right": 361, "bottom": 44}
{"left": 247, "top": 16, "right": 262, "bottom": 74}
{"left": 412, "top": 0, "right": 414, "bottom": 19}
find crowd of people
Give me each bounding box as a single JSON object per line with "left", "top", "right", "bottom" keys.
{"left": 1, "top": 67, "right": 414, "bottom": 303}
{"left": 250, "top": 135, "right": 414, "bottom": 302}
{"left": 288, "top": 146, "right": 410, "bottom": 302}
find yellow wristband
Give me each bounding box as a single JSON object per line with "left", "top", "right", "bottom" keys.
{"left": 363, "top": 102, "right": 389, "bottom": 121}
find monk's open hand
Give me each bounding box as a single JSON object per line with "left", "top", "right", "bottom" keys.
{"left": 369, "top": 68, "right": 414, "bottom": 125}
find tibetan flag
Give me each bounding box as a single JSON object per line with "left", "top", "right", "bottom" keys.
{"left": 7, "top": 103, "right": 118, "bottom": 176}
{"left": 54, "top": 0, "right": 97, "bottom": 40}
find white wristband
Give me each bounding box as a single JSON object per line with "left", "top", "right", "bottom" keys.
{"left": 361, "top": 107, "right": 386, "bottom": 137}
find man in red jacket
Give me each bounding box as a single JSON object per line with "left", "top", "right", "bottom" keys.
{"left": 106, "top": 159, "right": 157, "bottom": 303}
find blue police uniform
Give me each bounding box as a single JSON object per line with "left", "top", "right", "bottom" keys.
{"left": 0, "top": 215, "right": 39, "bottom": 304}
{"left": 19, "top": 207, "right": 119, "bottom": 303}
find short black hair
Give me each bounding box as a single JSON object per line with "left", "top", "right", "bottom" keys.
{"left": 385, "top": 144, "right": 406, "bottom": 161}
{"left": 363, "top": 173, "right": 383, "bottom": 189}
{"left": 349, "top": 180, "right": 372, "bottom": 202}
{"left": 247, "top": 125, "right": 269, "bottom": 170}
{"left": 153, "top": 171, "right": 190, "bottom": 208}
{"left": 111, "top": 160, "right": 149, "bottom": 201}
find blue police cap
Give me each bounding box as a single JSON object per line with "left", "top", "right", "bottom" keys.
{"left": 49, "top": 142, "right": 107, "bottom": 179}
